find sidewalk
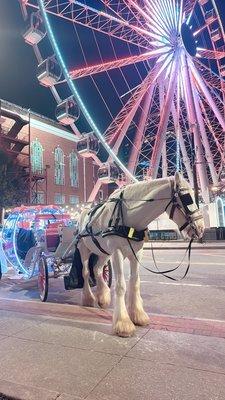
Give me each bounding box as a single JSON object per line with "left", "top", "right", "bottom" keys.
{"left": 144, "top": 240, "right": 225, "bottom": 250}
{"left": 0, "top": 299, "right": 225, "bottom": 400}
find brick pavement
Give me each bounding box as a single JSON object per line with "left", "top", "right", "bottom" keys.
{"left": 1, "top": 298, "right": 225, "bottom": 339}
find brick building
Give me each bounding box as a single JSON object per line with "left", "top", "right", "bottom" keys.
{"left": 0, "top": 99, "right": 107, "bottom": 211}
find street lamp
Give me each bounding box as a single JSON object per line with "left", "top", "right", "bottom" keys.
{"left": 45, "top": 164, "right": 50, "bottom": 204}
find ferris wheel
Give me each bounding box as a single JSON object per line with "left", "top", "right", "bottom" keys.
{"left": 20, "top": 0, "right": 225, "bottom": 203}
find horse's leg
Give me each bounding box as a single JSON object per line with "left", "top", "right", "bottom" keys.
{"left": 128, "top": 248, "right": 150, "bottom": 326}
{"left": 94, "top": 255, "right": 111, "bottom": 309}
{"left": 112, "top": 249, "right": 135, "bottom": 337}
{"left": 78, "top": 242, "right": 95, "bottom": 307}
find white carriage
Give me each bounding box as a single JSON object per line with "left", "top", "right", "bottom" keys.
{"left": 0, "top": 205, "right": 112, "bottom": 301}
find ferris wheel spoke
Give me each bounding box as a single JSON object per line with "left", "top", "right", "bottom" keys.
{"left": 142, "top": 3, "right": 171, "bottom": 39}
{"left": 189, "top": 60, "right": 225, "bottom": 132}
{"left": 147, "top": 53, "right": 180, "bottom": 178}
{"left": 87, "top": 179, "right": 102, "bottom": 203}
{"left": 194, "top": 59, "right": 225, "bottom": 95}
{"left": 171, "top": 103, "right": 193, "bottom": 185}
{"left": 147, "top": 0, "right": 174, "bottom": 33}
{"left": 100, "top": 0, "right": 147, "bottom": 30}
{"left": 127, "top": 87, "right": 155, "bottom": 174}
{"left": 183, "top": 0, "right": 197, "bottom": 23}
{"left": 105, "top": 54, "right": 172, "bottom": 144}
{"left": 200, "top": 100, "right": 224, "bottom": 160}
{"left": 181, "top": 52, "right": 214, "bottom": 200}
{"left": 196, "top": 48, "right": 225, "bottom": 60}
{"left": 126, "top": 0, "right": 172, "bottom": 36}
{"left": 70, "top": 47, "right": 169, "bottom": 80}
{"left": 38, "top": 0, "right": 154, "bottom": 50}
{"left": 192, "top": 86, "right": 219, "bottom": 184}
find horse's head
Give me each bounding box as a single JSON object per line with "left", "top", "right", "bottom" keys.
{"left": 166, "top": 172, "right": 204, "bottom": 240}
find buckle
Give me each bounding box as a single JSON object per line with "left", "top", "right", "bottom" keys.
{"left": 128, "top": 227, "right": 135, "bottom": 238}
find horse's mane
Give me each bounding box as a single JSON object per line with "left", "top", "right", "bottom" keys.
{"left": 109, "top": 176, "right": 173, "bottom": 200}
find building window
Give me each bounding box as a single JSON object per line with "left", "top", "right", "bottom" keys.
{"left": 32, "top": 191, "right": 45, "bottom": 204}
{"left": 54, "top": 147, "right": 65, "bottom": 185}
{"left": 69, "top": 151, "right": 78, "bottom": 187}
{"left": 69, "top": 195, "right": 79, "bottom": 205}
{"left": 54, "top": 193, "right": 65, "bottom": 204}
{"left": 31, "top": 139, "right": 43, "bottom": 174}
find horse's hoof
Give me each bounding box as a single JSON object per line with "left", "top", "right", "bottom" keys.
{"left": 129, "top": 310, "right": 150, "bottom": 326}
{"left": 97, "top": 289, "right": 111, "bottom": 309}
{"left": 113, "top": 319, "right": 136, "bottom": 337}
{"left": 82, "top": 295, "right": 95, "bottom": 307}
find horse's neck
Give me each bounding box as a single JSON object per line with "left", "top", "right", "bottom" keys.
{"left": 123, "top": 178, "right": 172, "bottom": 230}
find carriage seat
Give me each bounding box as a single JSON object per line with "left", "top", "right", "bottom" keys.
{"left": 45, "top": 222, "right": 63, "bottom": 252}
{"left": 16, "top": 228, "right": 36, "bottom": 260}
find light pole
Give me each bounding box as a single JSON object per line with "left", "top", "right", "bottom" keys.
{"left": 45, "top": 164, "right": 50, "bottom": 204}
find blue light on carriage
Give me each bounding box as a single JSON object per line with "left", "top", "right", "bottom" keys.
{"left": 12, "top": 212, "right": 30, "bottom": 277}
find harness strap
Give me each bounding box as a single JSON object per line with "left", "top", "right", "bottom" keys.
{"left": 102, "top": 225, "right": 145, "bottom": 242}
{"left": 86, "top": 225, "right": 110, "bottom": 255}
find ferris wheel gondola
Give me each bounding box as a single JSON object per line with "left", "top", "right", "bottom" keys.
{"left": 37, "top": 56, "right": 61, "bottom": 87}
{"left": 55, "top": 98, "right": 80, "bottom": 125}
{"left": 20, "top": 0, "right": 225, "bottom": 203}
{"left": 23, "top": 11, "right": 46, "bottom": 45}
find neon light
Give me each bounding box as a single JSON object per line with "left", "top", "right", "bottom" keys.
{"left": 38, "top": 0, "right": 137, "bottom": 182}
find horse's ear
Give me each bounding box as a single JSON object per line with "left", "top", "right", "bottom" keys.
{"left": 174, "top": 171, "right": 181, "bottom": 186}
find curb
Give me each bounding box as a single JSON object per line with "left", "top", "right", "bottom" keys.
{"left": 144, "top": 246, "right": 225, "bottom": 250}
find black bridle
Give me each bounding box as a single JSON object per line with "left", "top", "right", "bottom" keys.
{"left": 165, "top": 179, "right": 202, "bottom": 238}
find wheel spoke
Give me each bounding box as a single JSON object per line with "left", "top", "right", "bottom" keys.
{"left": 70, "top": 47, "right": 169, "bottom": 79}
{"left": 104, "top": 54, "right": 172, "bottom": 145}
{"left": 147, "top": 53, "right": 180, "bottom": 178}
{"left": 183, "top": 0, "right": 197, "bottom": 23}
{"left": 100, "top": 0, "right": 147, "bottom": 31}
{"left": 26, "top": 0, "right": 153, "bottom": 49}
{"left": 189, "top": 59, "right": 225, "bottom": 131}
{"left": 127, "top": 86, "right": 155, "bottom": 174}
{"left": 197, "top": 47, "right": 225, "bottom": 60}
{"left": 194, "top": 59, "right": 225, "bottom": 96}
{"left": 181, "top": 52, "right": 210, "bottom": 199}
{"left": 171, "top": 102, "right": 194, "bottom": 185}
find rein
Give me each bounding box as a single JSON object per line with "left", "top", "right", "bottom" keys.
{"left": 117, "top": 191, "right": 194, "bottom": 281}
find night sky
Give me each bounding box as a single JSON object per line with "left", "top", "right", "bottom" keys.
{"left": 0, "top": 0, "right": 55, "bottom": 118}
{"left": 0, "top": 0, "right": 224, "bottom": 122}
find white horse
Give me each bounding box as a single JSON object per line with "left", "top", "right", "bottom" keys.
{"left": 77, "top": 172, "right": 204, "bottom": 337}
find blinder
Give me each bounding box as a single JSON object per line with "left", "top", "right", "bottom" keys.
{"left": 167, "top": 183, "right": 201, "bottom": 237}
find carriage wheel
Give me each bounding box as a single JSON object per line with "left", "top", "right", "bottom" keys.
{"left": 38, "top": 256, "right": 49, "bottom": 302}
{"left": 103, "top": 260, "right": 112, "bottom": 288}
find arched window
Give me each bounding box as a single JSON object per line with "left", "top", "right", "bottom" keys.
{"left": 69, "top": 150, "right": 78, "bottom": 187}
{"left": 31, "top": 139, "right": 43, "bottom": 174}
{"left": 54, "top": 147, "right": 65, "bottom": 185}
